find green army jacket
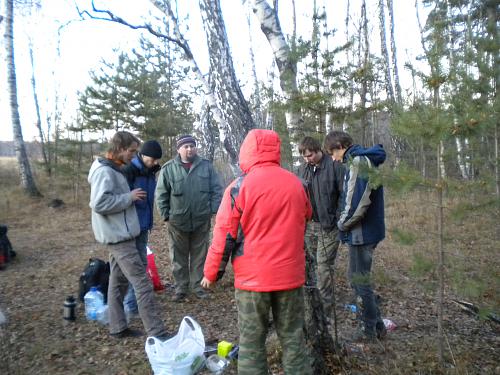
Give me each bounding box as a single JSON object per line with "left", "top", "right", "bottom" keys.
{"left": 155, "top": 154, "right": 223, "bottom": 232}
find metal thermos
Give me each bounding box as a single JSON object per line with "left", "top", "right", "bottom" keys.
{"left": 63, "top": 295, "right": 77, "bottom": 321}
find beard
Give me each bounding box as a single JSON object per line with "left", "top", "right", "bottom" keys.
{"left": 185, "top": 154, "right": 196, "bottom": 162}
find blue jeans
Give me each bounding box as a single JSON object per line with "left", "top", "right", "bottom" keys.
{"left": 123, "top": 230, "right": 149, "bottom": 313}
{"left": 348, "top": 243, "right": 382, "bottom": 334}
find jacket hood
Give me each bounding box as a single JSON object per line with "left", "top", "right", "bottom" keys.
{"left": 88, "top": 157, "right": 122, "bottom": 183}
{"left": 239, "top": 129, "right": 281, "bottom": 173}
{"left": 346, "top": 144, "right": 386, "bottom": 167}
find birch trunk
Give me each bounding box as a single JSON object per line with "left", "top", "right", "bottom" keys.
{"left": 148, "top": 0, "right": 247, "bottom": 173}
{"left": 359, "top": 0, "right": 370, "bottom": 146}
{"left": 244, "top": 0, "right": 263, "bottom": 128}
{"left": 199, "top": 0, "right": 254, "bottom": 164}
{"left": 378, "top": 0, "right": 395, "bottom": 103}
{"left": 5, "top": 0, "right": 42, "bottom": 197}
{"left": 251, "top": 0, "right": 304, "bottom": 166}
{"left": 29, "top": 42, "right": 50, "bottom": 176}
{"left": 387, "top": 0, "right": 402, "bottom": 104}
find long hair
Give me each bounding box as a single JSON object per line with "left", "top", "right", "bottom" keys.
{"left": 107, "top": 131, "right": 140, "bottom": 157}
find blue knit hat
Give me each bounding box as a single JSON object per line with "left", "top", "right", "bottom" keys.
{"left": 176, "top": 135, "right": 197, "bottom": 149}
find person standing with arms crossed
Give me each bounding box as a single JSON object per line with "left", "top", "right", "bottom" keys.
{"left": 88, "top": 131, "right": 169, "bottom": 339}
{"left": 155, "top": 135, "right": 222, "bottom": 302}
{"left": 202, "top": 129, "right": 313, "bottom": 375}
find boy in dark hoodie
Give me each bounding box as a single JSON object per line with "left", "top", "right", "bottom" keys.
{"left": 324, "top": 130, "right": 387, "bottom": 341}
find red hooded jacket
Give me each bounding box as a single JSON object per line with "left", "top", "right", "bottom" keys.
{"left": 204, "top": 129, "right": 312, "bottom": 292}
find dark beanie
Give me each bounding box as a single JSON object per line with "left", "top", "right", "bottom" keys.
{"left": 176, "top": 135, "right": 197, "bottom": 149}
{"left": 141, "top": 140, "right": 163, "bottom": 159}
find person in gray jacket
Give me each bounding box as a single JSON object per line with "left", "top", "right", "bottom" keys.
{"left": 88, "top": 131, "right": 169, "bottom": 339}
{"left": 155, "top": 135, "right": 222, "bottom": 302}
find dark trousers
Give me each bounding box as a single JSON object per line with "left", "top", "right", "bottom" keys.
{"left": 348, "top": 243, "right": 383, "bottom": 333}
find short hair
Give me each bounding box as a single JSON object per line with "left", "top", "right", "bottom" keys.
{"left": 108, "top": 131, "right": 140, "bottom": 156}
{"left": 298, "top": 136, "right": 321, "bottom": 155}
{"left": 324, "top": 131, "right": 353, "bottom": 153}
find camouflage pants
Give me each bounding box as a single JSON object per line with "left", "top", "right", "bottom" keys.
{"left": 304, "top": 221, "right": 339, "bottom": 318}
{"left": 235, "top": 287, "right": 312, "bottom": 375}
{"left": 167, "top": 221, "right": 210, "bottom": 294}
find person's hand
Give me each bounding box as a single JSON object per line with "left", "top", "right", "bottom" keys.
{"left": 131, "top": 188, "right": 146, "bottom": 201}
{"left": 201, "top": 276, "right": 214, "bottom": 289}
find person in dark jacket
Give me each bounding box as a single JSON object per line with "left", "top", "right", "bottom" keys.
{"left": 155, "top": 135, "right": 222, "bottom": 302}
{"left": 297, "top": 136, "right": 344, "bottom": 320}
{"left": 122, "top": 140, "right": 163, "bottom": 316}
{"left": 324, "top": 130, "right": 387, "bottom": 341}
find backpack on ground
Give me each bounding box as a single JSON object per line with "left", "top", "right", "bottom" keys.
{"left": 0, "top": 224, "right": 15, "bottom": 270}
{"left": 78, "top": 258, "right": 110, "bottom": 303}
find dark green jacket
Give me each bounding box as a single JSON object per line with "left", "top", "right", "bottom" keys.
{"left": 155, "top": 154, "right": 223, "bottom": 232}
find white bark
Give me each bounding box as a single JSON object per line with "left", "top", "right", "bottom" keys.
{"left": 251, "top": 0, "right": 303, "bottom": 166}
{"left": 148, "top": 0, "right": 243, "bottom": 174}
{"left": 199, "top": 0, "right": 254, "bottom": 165}
{"left": 387, "top": 0, "right": 402, "bottom": 104}
{"left": 378, "top": 0, "right": 395, "bottom": 103}
{"left": 5, "top": 0, "right": 41, "bottom": 197}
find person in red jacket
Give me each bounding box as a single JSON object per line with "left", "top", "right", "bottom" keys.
{"left": 201, "top": 129, "right": 312, "bottom": 375}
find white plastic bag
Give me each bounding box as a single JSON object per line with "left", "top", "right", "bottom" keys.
{"left": 145, "top": 316, "right": 205, "bottom": 375}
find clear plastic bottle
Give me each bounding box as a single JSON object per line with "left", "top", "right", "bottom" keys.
{"left": 84, "top": 286, "right": 104, "bottom": 321}
{"left": 96, "top": 304, "right": 109, "bottom": 325}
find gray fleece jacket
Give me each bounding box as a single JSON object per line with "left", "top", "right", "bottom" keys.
{"left": 88, "top": 158, "right": 140, "bottom": 244}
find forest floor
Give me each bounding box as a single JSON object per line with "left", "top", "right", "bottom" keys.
{"left": 0, "top": 158, "right": 499, "bottom": 375}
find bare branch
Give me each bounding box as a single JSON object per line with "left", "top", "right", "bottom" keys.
{"left": 76, "top": 0, "right": 193, "bottom": 58}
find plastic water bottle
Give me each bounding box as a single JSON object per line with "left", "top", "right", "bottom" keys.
{"left": 84, "top": 286, "right": 104, "bottom": 321}
{"left": 96, "top": 304, "right": 109, "bottom": 325}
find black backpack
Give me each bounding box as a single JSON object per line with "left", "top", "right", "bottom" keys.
{"left": 0, "top": 225, "right": 15, "bottom": 269}
{"left": 78, "top": 258, "right": 110, "bottom": 303}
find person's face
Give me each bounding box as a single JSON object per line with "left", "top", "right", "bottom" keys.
{"left": 177, "top": 143, "right": 197, "bottom": 162}
{"left": 118, "top": 142, "right": 139, "bottom": 164}
{"left": 302, "top": 149, "right": 322, "bottom": 165}
{"left": 141, "top": 155, "right": 160, "bottom": 169}
{"left": 330, "top": 148, "right": 346, "bottom": 162}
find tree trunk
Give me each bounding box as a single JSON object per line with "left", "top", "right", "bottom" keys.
{"left": 5, "top": 0, "right": 42, "bottom": 197}
{"left": 29, "top": 42, "right": 50, "bottom": 176}
{"left": 244, "top": 0, "right": 263, "bottom": 128}
{"left": 303, "top": 248, "right": 336, "bottom": 374}
{"left": 359, "top": 0, "right": 370, "bottom": 146}
{"left": 387, "top": 0, "right": 402, "bottom": 104}
{"left": 251, "top": 0, "right": 304, "bottom": 166}
{"left": 378, "top": 0, "right": 394, "bottom": 103}
{"left": 436, "top": 142, "right": 445, "bottom": 366}
{"left": 148, "top": 0, "right": 248, "bottom": 175}
{"left": 199, "top": 0, "right": 255, "bottom": 165}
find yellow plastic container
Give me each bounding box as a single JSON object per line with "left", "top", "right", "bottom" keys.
{"left": 217, "top": 341, "right": 233, "bottom": 358}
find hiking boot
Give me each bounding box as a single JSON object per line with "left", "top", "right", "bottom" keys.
{"left": 194, "top": 290, "right": 209, "bottom": 300}
{"left": 172, "top": 292, "right": 187, "bottom": 302}
{"left": 110, "top": 328, "right": 144, "bottom": 339}
{"left": 350, "top": 327, "right": 377, "bottom": 343}
{"left": 376, "top": 321, "right": 387, "bottom": 339}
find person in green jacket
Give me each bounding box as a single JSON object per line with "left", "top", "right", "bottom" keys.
{"left": 155, "top": 135, "right": 223, "bottom": 302}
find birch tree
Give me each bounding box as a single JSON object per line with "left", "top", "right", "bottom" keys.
{"left": 378, "top": 0, "right": 394, "bottom": 104}
{"left": 251, "top": 0, "right": 304, "bottom": 165}
{"left": 81, "top": 0, "right": 251, "bottom": 174}
{"left": 199, "top": 0, "right": 255, "bottom": 164}
{"left": 4, "top": 0, "right": 42, "bottom": 197}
